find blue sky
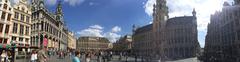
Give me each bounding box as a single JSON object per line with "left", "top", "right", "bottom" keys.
{"left": 44, "top": 0, "right": 152, "bottom": 43}
{"left": 38, "top": 0, "right": 234, "bottom": 47}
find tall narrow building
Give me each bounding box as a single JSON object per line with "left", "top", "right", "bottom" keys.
{"left": 0, "top": 0, "right": 14, "bottom": 48}
{"left": 204, "top": 1, "right": 240, "bottom": 62}
{"left": 11, "top": 0, "right": 32, "bottom": 54}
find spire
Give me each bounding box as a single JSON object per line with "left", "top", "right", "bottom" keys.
{"left": 132, "top": 24, "right": 136, "bottom": 33}
{"left": 155, "top": 0, "right": 169, "bottom": 20}
{"left": 39, "top": 0, "right": 45, "bottom": 9}
{"left": 192, "top": 8, "right": 196, "bottom": 17}
{"left": 56, "top": 1, "right": 63, "bottom": 22}
{"left": 153, "top": 4, "right": 156, "bottom": 16}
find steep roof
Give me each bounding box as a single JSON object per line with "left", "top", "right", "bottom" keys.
{"left": 134, "top": 24, "right": 153, "bottom": 34}
{"left": 166, "top": 16, "right": 196, "bottom": 27}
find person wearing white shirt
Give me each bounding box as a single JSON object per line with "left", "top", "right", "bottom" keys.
{"left": 31, "top": 50, "right": 38, "bottom": 62}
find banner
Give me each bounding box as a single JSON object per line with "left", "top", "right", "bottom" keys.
{"left": 43, "top": 38, "right": 48, "bottom": 47}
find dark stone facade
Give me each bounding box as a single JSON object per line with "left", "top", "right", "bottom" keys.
{"left": 132, "top": 0, "right": 201, "bottom": 61}
{"left": 152, "top": 0, "right": 200, "bottom": 61}
{"left": 162, "top": 16, "right": 200, "bottom": 60}
{"left": 132, "top": 24, "right": 153, "bottom": 59}
{"left": 203, "top": 2, "right": 240, "bottom": 62}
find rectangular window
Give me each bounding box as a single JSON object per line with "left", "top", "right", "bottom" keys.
{"left": 26, "top": 16, "right": 29, "bottom": 23}
{"left": 14, "top": 12, "right": 19, "bottom": 19}
{"left": 0, "top": 38, "right": 2, "bottom": 43}
{"left": 5, "top": 25, "right": 9, "bottom": 34}
{"left": 12, "top": 36, "right": 16, "bottom": 41}
{"left": 1, "top": 11, "right": 6, "bottom": 20}
{"left": 19, "top": 37, "right": 23, "bottom": 42}
{"left": 3, "top": 39, "right": 7, "bottom": 44}
{"left": 12, "top": 23, "right": 18, "bottom": 33}
{"left": 20, "top": 25, "right": 24, "bottom": 35}
{"left": 0, "top": 23, "right": 3, "bottom": 33}
{"left": 21, "top": 14, "right": 24, "bottom": 21}
{"left": 25, "top": 26, "right": 29, "bottom": 35}
{"left": 25, "top": 38, "right": 29, "bottom": 43}
{"left": 7, "top": 14, "right": 11, "bottom": 21}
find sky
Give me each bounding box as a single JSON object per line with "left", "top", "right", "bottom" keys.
{"left": 12, "top": 0, "right": 234, "bottom": 47}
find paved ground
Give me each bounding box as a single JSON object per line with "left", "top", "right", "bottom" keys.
{"left": 165, "top": 57, "right": 200, "bottom": 62}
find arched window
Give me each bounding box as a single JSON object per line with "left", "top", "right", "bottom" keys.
{"left": 22, "top": 7, "right": 25, "bottom": 12}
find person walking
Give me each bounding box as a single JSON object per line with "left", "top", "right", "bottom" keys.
{"left": 72, "top": 51, "right": 81, "bottom": 62}
{"left": 1, "top": 50, "right": 8, "bottom": 62}
{"left": 37, "top": 48, "right": 47, "bottom": 62}
{"left": 85, "top": 52, "right": 91, "bottom": 62}
{"left": 30, "top": 50, "right": 37, "bottom": 62}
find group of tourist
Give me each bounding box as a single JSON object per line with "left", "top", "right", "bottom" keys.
{"left": 30, "top": 48, "right": 48, "bottom": 62}
{"left": 0, "top": 50, "right": 12, "bottom": 62}
{"left": 30, "top": 48, "right": 73, "bottom": 62}
{"left": 71, "top": 50, "right": 114, "bottom": 62}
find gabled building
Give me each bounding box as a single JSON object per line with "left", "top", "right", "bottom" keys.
{"left": 11, "top": 0, "right": 32, "bottom": 53}
{"left": 31, "top": 0, "right": 68, "bottom": 51}
{"left": 67, "top": 31, "right": 76, "bottom": 50}
{"left": 0, "top": 0, "right": 14, "bottom": 48}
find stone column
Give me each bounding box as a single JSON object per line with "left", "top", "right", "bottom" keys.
{"left": 43, "top": 21, "right": 46, "bottom": 32}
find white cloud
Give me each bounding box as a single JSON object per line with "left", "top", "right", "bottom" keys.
{"left": 77, "top": 25, "right": 122, "bottom": 43}
{"left": 144, "top": 0, "right": 156, "bottom": 16}
{"left": 77, "top": 25, "right": 104, "bottom": 37}
{"left": 90, "top": 25, "right": 104, "bottom": 30}
{"left": 149, "top": 21, "right": 153, "bottom": 24}
{"left": 104, "top": 32, "right": 121, "bottom": 43}
{"left": 111, "top": 26, "right": 121, "bottom": 33}
{"left": 144, "top": 0, "right": 234, "bottom": 47}
{"left": 64, "top": 0, "right": 85, "bottom": 6}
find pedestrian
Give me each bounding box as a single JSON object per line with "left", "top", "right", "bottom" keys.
{"left": 119, "top": 52, "right": 122, "bottom": 60}
{"left": 37, "top": 48, "right": 47, "bottom": 62}
{"left": 72, "top": 51, "right": 81, "bottom": 62}
{"left": 30, "top": 50, "right": 37, "bottom": 62}
{"left": 85, "top": 52, "right": 91, "bottom": 62}
{"left": 1, "top": 50, "right": 8, "bottom": 62}
{"left": 110, "top": 51, "right": 113, "bottom": 58}
{"left": 97, "top": 51, "right": 103, "bottom": 62}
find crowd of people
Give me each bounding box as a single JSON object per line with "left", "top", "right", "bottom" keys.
{"left": 71, "top": 50, "right": 116, "bottom": 62}
{"left": 0, "top": 50, "right": 12, "bottom": 62}
{"left": 0, "top": 48, "right": 127, "bottom": 62}
{"left": 29, "top": 48, "right": 72, "bottom": 62}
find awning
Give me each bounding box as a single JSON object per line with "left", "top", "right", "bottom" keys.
{"left": 0, "top": 44, "right": 12, "bottom": 49}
